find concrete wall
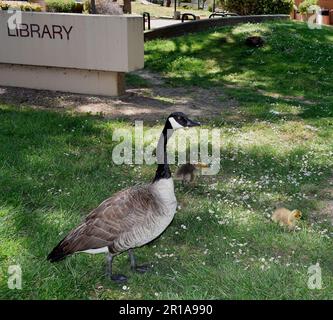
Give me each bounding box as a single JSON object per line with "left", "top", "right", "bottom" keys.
{"left": 0, "top": 12, "right": 144, "bottom": 72}
{"left": 0, "top": 64, "right": 125, "bottom": 96}
{"left": 0, "top": 11, "right": 144, "bottom": 96}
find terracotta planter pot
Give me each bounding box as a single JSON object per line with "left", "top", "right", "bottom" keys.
{"left": 295, "top": 12, "right": 303, "bottom": 21}
{"left": 301, "top": 13, "right": 309, "bottom": 22}
{"left": 320, "top": 15, "right": 331, "bottom": 25}
{"left": 299, "top": 11, "right": 315, "bottom": 22}
{"left": 318, "top": 9, "right": 330, "bottom": 25}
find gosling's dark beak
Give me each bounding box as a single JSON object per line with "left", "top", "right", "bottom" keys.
{"left": 186, "top": 118, "right": 201, "bottom": 127}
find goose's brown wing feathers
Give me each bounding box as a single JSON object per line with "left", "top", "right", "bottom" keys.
{"left": 47, "top": 185, "right": 160, "bottom": 262}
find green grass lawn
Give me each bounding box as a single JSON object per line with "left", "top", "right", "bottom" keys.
{"left": 1, "top": 20, "right": 333, "bottom": 299}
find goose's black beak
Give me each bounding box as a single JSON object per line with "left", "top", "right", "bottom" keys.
{"left": 186, "top": 118, "right": 201, "bottom": 127}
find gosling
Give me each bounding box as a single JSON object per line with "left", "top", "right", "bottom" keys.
{"left": 175, "top": 162, "right": 209, "bottom": 185}
{"left": 271, "top": 208, "right": 302, "bottom": 230}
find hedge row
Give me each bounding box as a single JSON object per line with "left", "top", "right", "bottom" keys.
{"left": 0, "top": 1, "right": 42, "bottom": 11}
{"left": 0, "top": 0, "right": 86, "bottom": 13}
{"left": 220, "top": 0, "right": 294, "bottom": 15}
{"left": 45, "top": 0, "right": 84, "bottom": 13}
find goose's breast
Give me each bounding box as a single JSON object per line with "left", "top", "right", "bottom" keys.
{"left": 133, "top": 212, "right": 175, "bottom": 248}
{"left": 116, "top": 178, "right": 177, "bottom": 250}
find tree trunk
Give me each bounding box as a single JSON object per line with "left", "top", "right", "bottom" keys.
{"left": 91, "top": 0, "right": 96, "bottom": 13}
{"left": 166, "top": 0, "right": 171, "bottom": 7}
{"left": 123, "top": 0, "right": 132, "bottom": 13}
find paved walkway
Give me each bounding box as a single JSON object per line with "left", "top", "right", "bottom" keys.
{"left": 149, "top": 18, "right": 182, "bottom": 29}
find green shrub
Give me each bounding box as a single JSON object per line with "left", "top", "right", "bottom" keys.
{"left": 261, "top": 0, "right": 294, "bottom": 14}
{"left": 219, "top": 0, "right": 293, "bottom": 15}
{"left": 0, "top": 1, "right": 10, "bottom": 10}
{"left": 298, "top": 0, "right": 318, "bottom": 14}
{"left": 0, "top": 1, "right": 42, "bottom": 11}
{"left": 21, "top": 2, "right": 43, "bottom": 11}
{"left": 45, "top": 0, "right": 83, "bottom": 13}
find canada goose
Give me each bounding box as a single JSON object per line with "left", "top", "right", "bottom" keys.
{"left": 271, "top": 208, "right": 302, "bottom": 230}
{"left": 175, "top": 162, "right": 209, "bottom": 185}
{"left": 47, "top": 112, "right": 200, "bottom": 283}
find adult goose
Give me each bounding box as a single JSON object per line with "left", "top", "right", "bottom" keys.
{"left": 47, "top": 112, "right": 200, "bottom": 282}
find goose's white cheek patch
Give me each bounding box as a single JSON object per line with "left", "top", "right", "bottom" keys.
{"left": 169, "top": 117, "right": 184, "bottom": 130}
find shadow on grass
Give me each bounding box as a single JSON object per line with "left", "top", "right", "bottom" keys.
{"left": 0, "top": 108, "right": 140, "bottom": 258}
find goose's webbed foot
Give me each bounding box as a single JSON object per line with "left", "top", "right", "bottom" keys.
{"left": 106, "top": 251, "right": 128, "bottom": 283}
{"left": 128, "top": 249, "right": 152, "bottom": 274}
{"left": 133, "top": 264, "right": 151, "bottom": 273}
{"left": 110, "top": 274, "right": 128, "bottom": 283}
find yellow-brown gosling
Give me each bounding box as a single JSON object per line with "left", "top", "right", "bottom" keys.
{"left": 271, "top": 208, "right": 302, "bottom": 231}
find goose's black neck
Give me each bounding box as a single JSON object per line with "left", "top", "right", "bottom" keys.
{"left": 153, "top": 123, "right": 172, "bottom": 182}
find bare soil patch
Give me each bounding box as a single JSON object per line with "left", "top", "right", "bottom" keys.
{"left": 0, "top": 71, "right": 236, "bottom": 122}
{"left": 310, "top": 176, "right": 333, "bottom": 224}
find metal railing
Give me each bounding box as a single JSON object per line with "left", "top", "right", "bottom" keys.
{"left": 209, "top": 13, "right": 226, "bottom": 19}
{"left": 181, "top": 13, "right": 196, "bottom": 23}
{"left": 143, "top": 12, "right": 151, "bottom": 31}
{"left": 209, "top": 11, "right": 239, "bottom": 19}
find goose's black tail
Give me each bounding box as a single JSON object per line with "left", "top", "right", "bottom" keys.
{"left": 47, "top": 239, "right": 68, "bottom": 263}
